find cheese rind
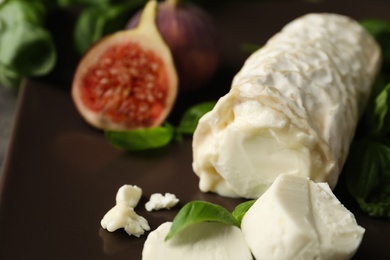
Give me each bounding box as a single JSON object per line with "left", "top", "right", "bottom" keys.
{"left": 142, "top": 222, "right": 253, "bottom": 260}
{"left": 192, "top": 13, "right": 381, "bottom": 198}
{"left": 240, "top": 174, "right": 364, "bottom": 260}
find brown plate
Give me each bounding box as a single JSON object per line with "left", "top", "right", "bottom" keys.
{"left": 1, "top": 1, "right": 390, "bottom": 259}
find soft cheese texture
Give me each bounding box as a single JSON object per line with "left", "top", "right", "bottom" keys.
{"left": 145, "top": 193, "right": 179, "bottom": 211}
{"left": 142, "top": 222, "right": 252, "bottom": 260}
{"left": 192, "top": 13, "right": 381, "bottom": 198}
{"left": 241, "top": 174, "right": 365, "bottom": 260}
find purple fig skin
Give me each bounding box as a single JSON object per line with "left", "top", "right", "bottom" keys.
{"left": 127, "top": 1, "right": 220, "bottom": 91}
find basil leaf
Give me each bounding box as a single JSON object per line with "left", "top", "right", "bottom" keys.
{"left": 0, "top": 63, "right": 22, "bottom": 89}
{"left": 0, "top": 1, "right": 46, "bottom": 28}
{"left": 0, "top": 22, "right": 56, "bottom": 76}
{"left": 360, "top": 19, "right": 390, "bottom": 72}
{"left": 165, "top": 201, "right": 238, "bottom": 241}
{"left": 176, "top": 101, "right": 216, "bottom": 135}
{"left": 345, "top": 140, "right": 390, "bottom": 217}
{"left": 57, "top": 0, "right": 112, "bottom": 7}
{"left": 104, "top": 123, "right": 174, "bottom": 151}
{"left": 370, "top": 83, "right": 390, "bottom": 135}
{"left": 232, "top": 200, "right": 256, "bottom": 227}
{"left": 74, "top": 1, "right": 144, "bottom": 54}
{"left": 56, "top": 0, "right": 129, "bottom": 7}
{"left": 240, "top": 43, "right": 262, "bottom": 54}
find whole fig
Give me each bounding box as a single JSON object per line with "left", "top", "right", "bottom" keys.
{"left": 127, "top": 0, "right": 220, "bottom": 91}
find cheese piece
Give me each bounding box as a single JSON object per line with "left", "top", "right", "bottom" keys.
{"left": 145, "top": 193, "right": 179, "bottom": 211}
{"left": 116, "top": 184, "right": 142, "bottom": 208}
{"left": 142, "top": 222, "right": 252, "bottom": 260}
{"left": 101, "top": 202, "right": 150, "bottom": 237}
{"left": 101, "top": 184, "right": 149, "bottom": 237}
{"left": 241, "top": 174, "right": 364, "bottom": 260}
{"left": 192, "top": 13, "right": 381, "bottom": 198}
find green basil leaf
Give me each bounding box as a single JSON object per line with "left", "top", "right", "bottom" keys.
{"left": 0, "top": 22, "right": 56, "bottom": 76}
{"left": 104, "top": 123, "right": 174, "bottom": 151}
{"left": 371, "top": 83, "right": 390, "bottom": 134}
{"left": 176, "top": 101, "right": 216, "bottom": 135}
{"left": 165, "top": 201, "right": 239, "bottom": 241}
{"left": 232, "top": 200, "right": 256, "bottom": 227}
{"left": 240, "top": 43, "right": 262, "bottom": 54}
{"left": 0, "top": 63, "right": 22, "bottom": 89}
{"left": 345, "top": 140, "right": 390, "bottom": 217}
{"left": 74, "top": 1, "right": 144, "bottom": 54}
{"left": 58, "top": 0, "right": 135, "bottom": 7}
{"left": 360, "top": 19, "right": 390, "bottom": 72}
{"left": 0, "top": 1, "right": 46, "bottom": 28}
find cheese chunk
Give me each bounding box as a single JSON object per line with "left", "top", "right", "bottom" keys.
{"left": 101, "top": 202, "right": 150, "bottom": 237}
{"left": 142, "top": 222, "right": 252, "bottom": 260}
{"left": 145, "top": 193, "right": 179, "bottom": 211}
{"left": 116, "top": 185, "right": 142, "bottom": 208}
{"left": 192, "top": 13, "right": 381, "bottom": 198}
{"left": 101, "top": 184, "right": 149, "bottom": 237}
{"left": 241, "top": 174, "right": 364, "bottom": 260}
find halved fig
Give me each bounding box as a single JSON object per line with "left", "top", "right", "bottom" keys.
{"left": 72, "top": 0, "right": 178, "bottom": 130}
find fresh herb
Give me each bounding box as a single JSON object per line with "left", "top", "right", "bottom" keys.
{"left": 232, "top": 200, "right": 256, "bottom": 226}
{"left": 343, "top": 19, "right": 390, "bottom": 218}
{"left": 176, "top": 101, "right": 216, "bottom": 135}
{"left": 345, "top": 140, "right": 390, "bottom": 217}
{"left": 74, "top": 0, "right": 145, "bottom": 54}
{"left": 104, "top": 123, "right": 175, "bottom": 151}
{"left": 0, "top": 0, "right": 56, "bottom": 88}
{"left": 240, "top": 43, "right": 262, "bottom": 54}
{"left": 105, "top": 101, "right": 215, "bottom": 151}
{"left": 360, "top": 19, "right": 390, "bottom": 72}
{"left": 165, "top": 201, "right": 239, "bottom": 241}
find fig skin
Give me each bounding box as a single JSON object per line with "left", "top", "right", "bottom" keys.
{"left": 126, "top": 0, "right": 220, "bottom": 92}
{"left": 71, "top": 0, "right": 178, "bottom": 131}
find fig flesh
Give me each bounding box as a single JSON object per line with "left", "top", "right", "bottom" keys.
{"left": 127, "top": 0, "right": 220, "bottom": 91}
{"left": 72, "top": 0, "right": 178, "bottom": 130}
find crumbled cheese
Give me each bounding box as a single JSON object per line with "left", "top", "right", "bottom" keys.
{"left": 142, "top": 222, "right": 252, "bottom": 260}
{"left": 241, "top": 174, "right": 365, "bottom": 260}
{"left": 116, "top": 185, "right": 142, "bottom": 208}
{"left": 101, "top": 184, "right": 149, "bottom": 237}
{"left": 192, "top": 13, "right": 381, "bottom": 199}
{"left": 101, "top": 202, "right": 150, "bottom": 237}
{"left": 145, "top": 193, "right": 179, "bottom": 212}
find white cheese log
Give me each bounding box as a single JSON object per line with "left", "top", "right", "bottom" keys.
{"left": 192, "top": 13, "right": 381, "bottom": 198}
{"left": 241, "top": 174, "right": 365, "bottom": 260}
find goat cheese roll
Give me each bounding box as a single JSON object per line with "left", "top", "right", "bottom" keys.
{"left": 192, "top": 13, "right": 381, "bottom": 199}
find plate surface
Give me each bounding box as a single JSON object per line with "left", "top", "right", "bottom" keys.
{"left": 1, "top": 1, "right": 390, "bottom": 259}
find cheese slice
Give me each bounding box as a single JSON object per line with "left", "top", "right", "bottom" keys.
{"left": 241, "top": 174, "right": 364, "bottom": 260}
{"left": 142, "top": 222, "right": 252, "bottom": 260}
{"left": 192, "top": 13, "right": 381, "bottom": 198}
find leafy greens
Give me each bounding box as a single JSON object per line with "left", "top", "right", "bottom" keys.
{"left": 343, "top": 19, "right": 390, "bottom": 218}
{"left": 165, "top": 200, "right": 255, "bottom": 241}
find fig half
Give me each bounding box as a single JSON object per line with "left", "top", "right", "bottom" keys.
{"left": 72, "top": 0, "right": 178, "bottom": 130}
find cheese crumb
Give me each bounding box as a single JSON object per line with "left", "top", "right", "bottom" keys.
{"left": 115, "top": 185, "right": 142, "bottom": 208}
{"left": 145, "top": 193, "right": 179, "bottom": 212}
{"left": 101, "top": 184, "right": 149, "bottom": 237}
{"left": 101, "top": 202, "right": 150, "bottom": 237}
